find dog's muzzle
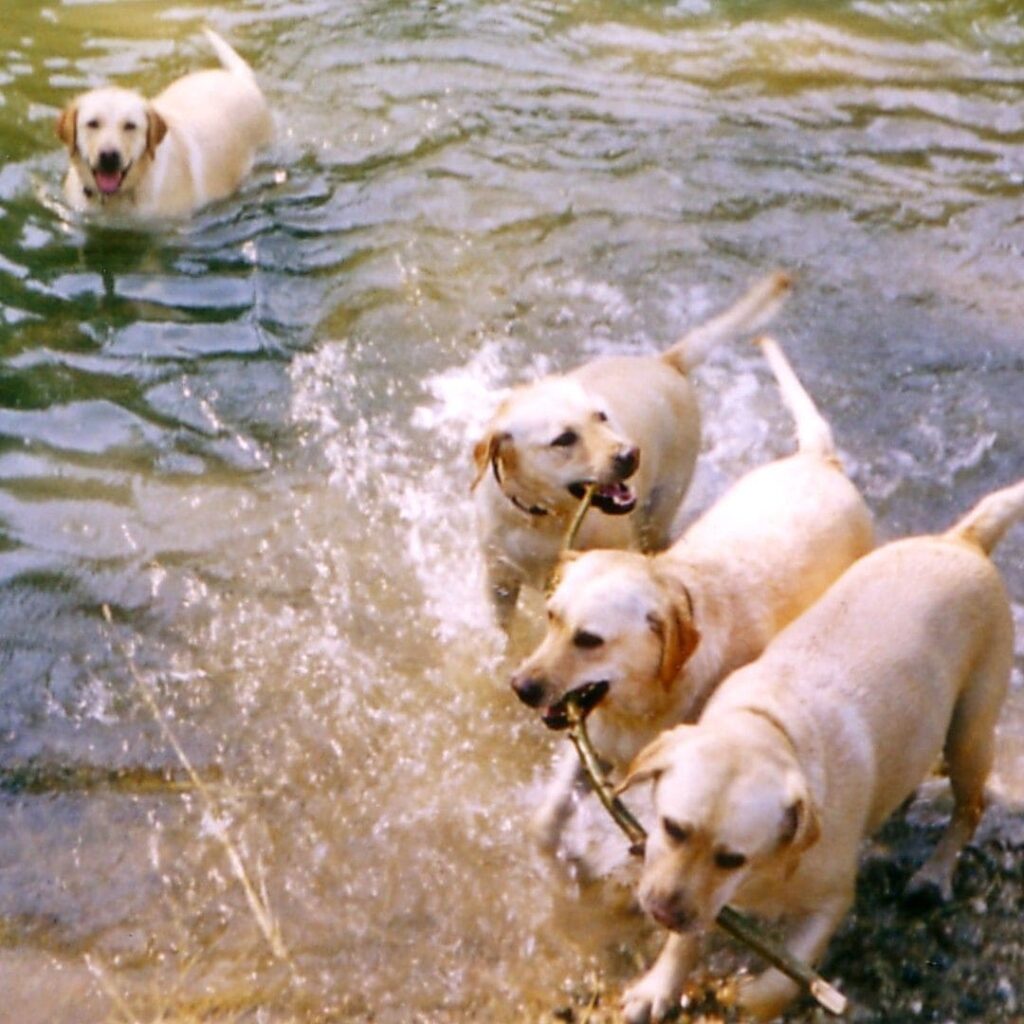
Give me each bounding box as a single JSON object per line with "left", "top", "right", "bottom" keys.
{"left": 541, "top": 680, "right": 610, "bottom": 730}
{"left": 645, "top": 897, "right": 699, "bottom": 933}
{"left": 92, "top": 150, "right": 129, "bottom": 196}
{"left": 568, "top": 445, "right": 640, "bottom": 516}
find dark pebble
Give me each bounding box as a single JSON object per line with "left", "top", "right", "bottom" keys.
{"left": 958, "top": 992, "right": 986, "bottom": 1017}
{"left": 900, "top": 962, "right": 924, "bottom": 986}
{"left": 925, "top": 950, "right": 953, "bottom": 973}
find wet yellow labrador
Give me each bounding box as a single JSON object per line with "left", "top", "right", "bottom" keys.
{"left": 511, "top": 337, "right": 873, "bottom": 852}
{"left": 619, "top": 477, "right": 1024, "bottom": 1023}
{"left": 57, "top": 29, "right": 272, "bottom": 218}
{"left": 472, "top": 272, "right": 791, "bottom": 629}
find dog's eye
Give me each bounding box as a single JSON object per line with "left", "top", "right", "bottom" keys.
{"left": 572, "top": 630, "right": 603, "bottom": 649}
{"left": 595, "top": 411, "right": 608, "bottom": 422}
{"left": 662, "top": 818, "right": 690, "bottom": 843}
{"left": 714, "top": 850, "right": 747, "bottom": 870}
{"left": 550, "top": 430, "right": 578, "bottom": 447}
{"left": 85, "top": 118, "right": 100, "bottom": 129}
{"left": 124, "top": 121, "right": 137, "bottom": 131}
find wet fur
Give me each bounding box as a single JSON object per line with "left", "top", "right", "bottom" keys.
{"left": 473, "top": 272, "right": 791, "bottom": 630}
{"left": 512, "top": 337, "right": 873, "bottom": 853}
{"left": 618, "top": 478, "right": 1024, "bottom": 1023}
{"left": 57, "top": 29, "right": 271, "bottom": 218}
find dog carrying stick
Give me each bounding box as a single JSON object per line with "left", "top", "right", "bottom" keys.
{"left": 564, "top": 699, "right": 847, "bottom": 1016}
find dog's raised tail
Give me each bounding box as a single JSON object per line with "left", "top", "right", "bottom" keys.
{"left": 203, "top": 28, "right": 258, "bottom": 83}
{"left": 755, "top": 335, "right": 836, "bottom": 460}
{"left": 662, "top": 270, "right": 792, "bottom": 373}
{"left": 947, "top": 478, "right": 1024, "bottom": 555}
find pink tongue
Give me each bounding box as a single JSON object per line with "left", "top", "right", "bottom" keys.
{"left": 95, "top": 170, "right": 123, "bottom": 195}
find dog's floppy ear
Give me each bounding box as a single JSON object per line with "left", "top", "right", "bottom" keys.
{"left": 616, "top": 726, "right": 688, "bottom": 794}
{"left": 471, "top": 430, "right": 511, "bottom": 491}
{"left": 56, "top": 102, "right": 78, "bottom": 153}
{"left": 647, "top": 572, "right": 700, "bottom": 690}
{"left": 146, "top": 105, "right": 168, "bottom": 157}
{"left": 780, "top": 771, "right": 820, "bottom": 856}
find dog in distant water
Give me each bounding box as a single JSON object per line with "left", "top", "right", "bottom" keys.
{"left": 617, "top": 478, "right": 1024, "bottom": 1023}
{"left": 57, "top": 29, "right": 272, "bottom": 218}
{"left": 511, "top": 337, "right": 873, "bottom": 853}
{"left": 473, "top": 272, "right": 792, "bottom": 630}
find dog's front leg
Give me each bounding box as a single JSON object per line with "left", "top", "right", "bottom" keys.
{"left": 738, "top": 897, "right": 849, "bottom": 1021}
{"left": 530, "top": 746, "right": 585, "bottom": 854}
{"left": 621, "top": 931, "right": 699, "bottom": 1024}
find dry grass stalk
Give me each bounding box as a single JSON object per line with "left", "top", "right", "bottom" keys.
{"left": 86, "top": 955, "right": 143, "bottom": 1024}
{"left": 100, "top": 604, "right": 290, "bottom": 965}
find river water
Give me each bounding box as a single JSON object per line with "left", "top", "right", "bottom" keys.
{"left": 1, "top": 2, "right": 1022, "bottom": 1022}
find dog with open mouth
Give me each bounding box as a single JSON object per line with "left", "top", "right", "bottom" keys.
{"left": 510, "top": 337, "right": 874, "bottom": 852}
{"left": 472, "top": 271, "right": 792, "bottom": 631}
{"left": 56, "top": 29, "right": 272, "bottom": 219}
{"left": 616, "top": 476, "right": 1024, "bottom": 1023}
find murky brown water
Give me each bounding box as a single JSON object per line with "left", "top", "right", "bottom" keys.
{"left": 0, "top": 1, "right": 1022, "bottom": 1021}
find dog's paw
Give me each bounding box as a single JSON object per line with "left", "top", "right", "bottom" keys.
{"left": 620, "top": 972, "right": 681, "bottom": 1024}
{"left": 905, "top": 856, "right": 956, "bottom": 909}
{"left": 902, "top": 873, "right": 949, "bottom": 911}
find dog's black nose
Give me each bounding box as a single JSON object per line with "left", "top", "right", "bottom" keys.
{"left": 97, "top": 149, "right": 122, "bottom": 174}
{"left": 647, "top": 896, "right": 697, "bottom": 932}
{"left": 614, "top": 445, "right": 640, "bottom": 479}
{"left": 511, "top": 674, "right": 546, "bottom": 708}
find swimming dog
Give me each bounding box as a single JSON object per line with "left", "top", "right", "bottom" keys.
{"left": 57, "top": 29, "right": 272, "bottom": 218}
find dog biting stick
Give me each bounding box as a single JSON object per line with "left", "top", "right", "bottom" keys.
{"left": 563, "top": 697, "right": 847, "bottom": 1016}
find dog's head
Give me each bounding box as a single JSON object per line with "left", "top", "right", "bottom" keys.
{"left": 57, "top": 87, "right": 167, "bottom": 202}
{"left": 509, "top": 549, "right": 700, "bottom": 729}
{"left": 471, "top": 377, "right": 640, "bottom": 517}
{"left": 619, "top": 723, "right": 820, "bottom": 932}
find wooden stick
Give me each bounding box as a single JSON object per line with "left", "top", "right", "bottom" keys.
{"left": 564, "top": 700, "right": 847, "bottom": 1016}
{"left": 716, "top": 907, "right": 847, "bottom": 1015}
{"left": 565, "top": 702, "right": 646, "bottom": 857}
{"left": 563, "top": 483, "right": 596, "bottom": 551}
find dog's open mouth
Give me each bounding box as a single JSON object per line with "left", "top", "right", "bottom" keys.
{"left": 568, "top": 480, "right": 637, "bottom": 516}
{"left": 542, "top": 680, "right": 610, "bottom": 730}
{"left": 92, "top": 165, "right": 129, "bottom": 196}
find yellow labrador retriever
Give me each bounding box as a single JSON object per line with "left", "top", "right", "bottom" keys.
{"left": 57, "top": 29, "right": 272, "bottom": 218}
{"left": 473, "top": 272, "right": 791, "bottom": 629}
{"left": 511, "top": 337, "right": 873, "bottom": 851}
{"left": 619, "top": 477, "right": 1024, "bottom": 1023}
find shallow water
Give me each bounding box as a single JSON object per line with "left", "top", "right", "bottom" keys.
{"left": 0, "top": 1, "right": 1022, "bottom": 1021}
